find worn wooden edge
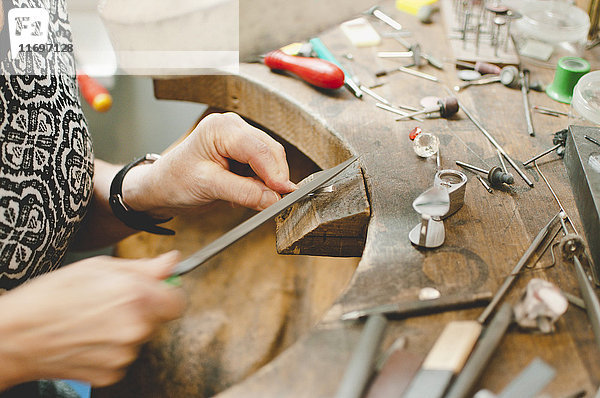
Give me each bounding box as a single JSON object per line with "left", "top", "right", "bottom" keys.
{"left": 275, "top": 161, "right": 371, "bottom": 257}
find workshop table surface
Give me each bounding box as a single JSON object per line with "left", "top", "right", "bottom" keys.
{"left": 112, "top": 2, "right": 600, "bottom": 397}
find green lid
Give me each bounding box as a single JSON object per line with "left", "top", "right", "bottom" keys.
{"left": 546, "top": 57, "right": 591, "bottom": 103}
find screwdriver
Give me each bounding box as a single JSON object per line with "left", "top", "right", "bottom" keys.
{"left": 263, "top": 50, "right": 345, "bottom": 89}
{"left": 309, "top": 37, "right": 363, "bottom": 98}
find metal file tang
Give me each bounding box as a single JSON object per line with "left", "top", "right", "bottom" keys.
{"left": 172, "top": 156, "right": 359, "bottom": 276}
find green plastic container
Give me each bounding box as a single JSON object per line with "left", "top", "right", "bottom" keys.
{"left": 546, "top": 57, "right": 591, "bottom": 104}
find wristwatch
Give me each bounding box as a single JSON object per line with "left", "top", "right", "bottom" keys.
{"left": 109, "top": 154, "right": 175, "bottom": 235}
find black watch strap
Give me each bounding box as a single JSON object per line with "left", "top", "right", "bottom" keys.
{"left": 109, "top": 154, "right": 175, "bottom": 235}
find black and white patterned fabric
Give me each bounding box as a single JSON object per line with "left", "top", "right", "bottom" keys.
{"left": 0, "top": 0, "right": 94, "bottom": 291}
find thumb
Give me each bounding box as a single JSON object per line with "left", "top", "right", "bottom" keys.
{"left": 212, "top": 170, "right": 281, "bottom": 211}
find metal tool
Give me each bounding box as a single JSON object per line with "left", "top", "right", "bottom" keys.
{"left": 523, "top": 129, "right": 568, "bottom": 166}
{"left": 360, "top": 85, "right": 390, "bottom": 105}
{"left": 172, "top": 156, "right": 358, "bottom": 276}
{"left": 396, "top": 97, "right": 459, "bottom": 121}
{"left": 434, "top": 169, "right": 468, "bottom": 218}
{"left": 586, "top": 134, "right": 600, "bottom": 147}
{"left": 365, "top": 6, "right": 402, "bottom": 30}
{"left": 520, "top": 69, "right": 535, "bottom": 137}
{"left": 334, "top": 314, "right": 387, "bottom": 398}
{"left": 533, "top": 105, "right": 568, "bottom": 117}
{"left": 376, "top": 103, "right": 424, "bottom": 122}
{"left": 309, "top": 38, "right": 363, "bottom": 99}
{"left": 446, "top": 89, "right": 534, "bottom": 187}
{"left": 445, "top": 304, "right": 514, "bottom": 398}
{"left": 455, "top": 161, "right": 514, "bottom": 186}
{"left": 477, "top": 212, "right": 562, "bottom": 324}
{"left": 497, "top": 149, "right": 508, "bottom": 174}
{"left": 341, "top": 291, "right": 492, "bottom": 321}
{"left": 476, "top": 175, "right": 493, "bottom": 193}
{"left": 492, "top": 17, "right": 506, "bottom": 56}
{"left": 408, "top": 185, "right": 450, "bottom": 248}
{"left": 390, "top": 36, "right": 444, "bottom": 69}
{"left": 377, "top": 51, "right": 414, "bottom": 59}
{"left": 454, "top": 75, "right": 501, "bottom": 92}
{"left": 376, "top": 65, "right": 439, "bottom": 82}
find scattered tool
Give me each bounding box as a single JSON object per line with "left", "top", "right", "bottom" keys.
{"left": 309, "top": 38, "right": 363, "bottom": 98}
{"left": 263, "top": 50, "right": 345, "bottom": 89}
{"left": 477, "top": 212, "right": 562, "bottom": 324}
{"left": 334, "top": 314, "right": 387, "bottom": 398}
{"left": 454, "top": 65, "right": 519, "bottom": 92}
{"left": 455, "top": 161, "right": 514, "bottom": 186}
{"left": 376, "top": 64, "right": 440, "bottom": 82}
{"left": 446, "top": 89, "right": 534, "bottom": 187}
{"left": 454, "top": 75, "right": 501, "bottom": 92}
{"left": 172, "top": 157, "right": 358, "bottom": 276}
{"left": 523, "top": 129, "right": 568, "bottom": 166}
{"left": 476, "top": 175, "right": 493, "bottom": 194}
{"left": 341, "top": 291, "right": 492, "bottom": 321}
{"left": 389, "top": 35, "right": 444, "bottom": 69}
{"left": 365, "top": 6, "right": 403, "bottom": 31}
{"left": 520, "top": 69, "right": 535, "bottom": 136}
{"left": 396, "top": 97, "right": 459, "bottom": 121}
{"left": 455, "top": 60, "right": 502, "bottom": 75}
{"left": 444, "top": 304, "right": 514, "bottom": 398}
{"left": 533, "top": 105, "right": 568, "bottom": 117}
{"left": 376, "top": 103, "right": 424, "bottom": 122}
{"left": 403, "top": 321, "right": 482, "bottom": 398}
{"left": 77, "top": 73, "right": 113, "bottom": 112}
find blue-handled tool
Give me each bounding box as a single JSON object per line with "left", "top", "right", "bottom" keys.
{"left": 309, "top": 37, "right": 363, "bottom": 99}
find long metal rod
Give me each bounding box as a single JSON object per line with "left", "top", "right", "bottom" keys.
{"left": 396, "top": 66, "right": 439, "bottom": 82}
{"left": 456, "top": 160, "right": 488, "bottom": 174}
{"left": 360, "top": 85, "right": 390, "bottom": 105}
{"left": 520, "top": 70, "right": 535, "bottom": 137}
{"left": 334, "top": 314, "right": 387, "bottom": 398}
{"left": 573, "top": 255, "right": 600, "bottom": 350}
{"left": 497, "top": 149, "right": 508, "bottom": 173}
{"left": 376, "top": 103, "right": 424, "bottom": 122}
{"left": 523, "top": 144, "right": 562, "bottom": 166}
{"left": 477, "top": 212, "right": 561, "bottom": 324}
{"left": 450, "top": 92, "right": 534, "bottom": 187}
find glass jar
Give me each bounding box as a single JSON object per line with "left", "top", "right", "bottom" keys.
{"left": 569, "top": 71, "right": 600, "bottom": 127}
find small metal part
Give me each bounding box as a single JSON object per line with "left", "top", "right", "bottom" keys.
{"left": 409, "top": 185, "right": 450, "bottom": 248}
{"left": 376, "top": 103, "right": 424, "bottom": 122}
{"left": 524, "top": 129, "right": 568, "bottom": 166}
{"left": 497, "top": 149, "right": 508, "bottom": 174}
{"left": 456, "top": 161, "right": 514, "bottom": 186}
{"left": 454, "top": 75, "right": 501, "bottom": 92}
{"left": 492, "top": 17, "right": 506, "bottom": 56}
{"left": 366, "top": 6, "right": 403, "bottom": 30}
{"left": 395, "top": 66, "right": 439, "bottom": 82}
{"left": 476, "top": 175, "right": 493, "bottom": 193}
{"left": 520, "top": 70, "right": 535, "bottom": 137}
{"left": 419, "top": 287, "right": 441, "bottom": 301}
{"left": 377, "top": 51, "right": 414, "bottom": 58}
{"left": 343, "top": 53, "right": 354, "bottom": 60}
{"left": 334, "top": 314, "right": 387, "bottom": 398}
{"left": 523, "top": 144, "right": 562, "bottom": 166}
{"left": 477, "top": 212, "right": 562, "bottom": 324}
{"left": 360, "top": 85, "right": 391, "bottom": 105}
{"left": 585, "top": 134, "right": 600, "bottom": 147}
{"left": 396, "top": 97, "right": 459, "bottom": 121}
{"left": 445, "top": 89, "right": 534, "bottom": 187}
{"left": 533, "top": 106, "right": 568, "bottom": 117}
{"left": 499, "top": 66, "right": 520, "bottom": 88}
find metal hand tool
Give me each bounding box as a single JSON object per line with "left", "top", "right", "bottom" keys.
{"left": 340, "top": 291, "right": 492, "bottom": 320}
{"left": 172, "top": 156, "right": 358, "bottom": 276}
{"left": 375, "top": 103, "right": 424, "bottom": 122}
{"left": 523, "top": 144, "right": 562, "bottom": 166}
{"left": 523, "top": 129, "right": 568, "bottom": 166}
{"left": 445, "top": 304, "right": 514, "bottom": 398}
{"left": 377, "top": 51, "right": 414, "bottom": 59}
{"left": 454, "top": 75, "right": 501, "bottom": 92}
{"left": 360, "top": 85, "right": 390, "bottom": 105}
{"left": 446, "top": 89, "right": 534, "bottom": 187}
{"left": 334, "top": 314, "right": 387, "bottom": 398}
{"left": 389, "top": 36, "right": 444, "bottom": 69}
{"left": 396, "top": 97, "right": 459, "bottom": 121}
{"left": 520, "top": 69, "right": 535, "bottom": 136}
{"left": 365, "top": 6, "right": 402, "bottom": 31}
{"left": 455, "top": 160, "right": 514, "bottom": 186}
{"left": 477, "top": 212, "right": 562, "bottom": 324}
{"left": 309, "top": 38, "right": 363, "bottom": 99}
{"left": 395, "top": 65, "right": 438, "bottom": 82}
{"left": 476, "top": 175, "right": 493, "bottom": 193}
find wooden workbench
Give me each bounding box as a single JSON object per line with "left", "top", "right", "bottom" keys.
{"left": 95, "top": 2, "right": 600, "bottom": 397}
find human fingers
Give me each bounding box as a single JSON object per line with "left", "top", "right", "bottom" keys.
{"left": 209, "top": 169, "right": 282, "bottom": 211}
{"left": 205, "top": 113, "right": 296, "bottom": 194}
{"left": 109, "top": 251, "right": 181, "bottom": 280}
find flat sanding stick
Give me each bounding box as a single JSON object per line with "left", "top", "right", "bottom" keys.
{"left": 402, "top": 320, "right": 482, "bottom": 398}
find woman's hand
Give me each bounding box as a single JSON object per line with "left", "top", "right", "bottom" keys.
{"left": 121, "top": 112, "right": 297, "bottom": 218}
{"left": 0, "top": 252, "right": 185, "bottom": 390}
